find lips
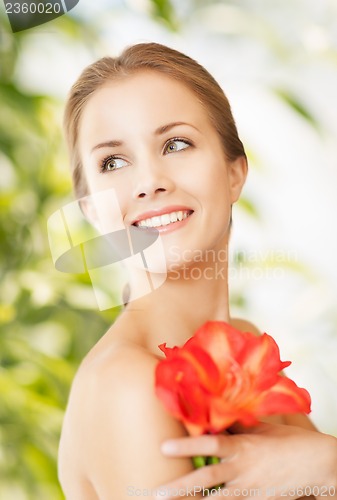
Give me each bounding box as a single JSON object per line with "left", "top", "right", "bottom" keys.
{"left": 131, "top": 206, "right": 194, "bottom": 229}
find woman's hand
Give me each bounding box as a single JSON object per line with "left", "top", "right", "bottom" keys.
{"left": 155, "top": 423, "right": 337, "bottom": 499}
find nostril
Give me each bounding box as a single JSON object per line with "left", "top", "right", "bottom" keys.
{"left": 137, "top": 187, "right": 166, "bottom": 198}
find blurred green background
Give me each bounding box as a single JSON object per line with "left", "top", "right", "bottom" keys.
{"left": 1, "top": 1, "right": 337, "bottom": 498}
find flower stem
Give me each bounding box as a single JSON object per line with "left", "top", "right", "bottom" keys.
{"left": 192, "top": 455, "right": 224, "bottom": 493}
{"left": 192, "top": 455, "right": 207, "bottom": 468}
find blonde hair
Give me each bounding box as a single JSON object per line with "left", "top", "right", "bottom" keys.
{"left": 64, "top": 42, "right": 246, "bottom": 198}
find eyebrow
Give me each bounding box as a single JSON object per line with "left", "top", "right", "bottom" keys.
{"left": 154, "top": 121, "right": 200, "bottom": 135}
{"left": 91, "top": 139, "right": 123, "bottom": 154}
{"left": 90, "top": 122, "right": 199, "bottom": 154}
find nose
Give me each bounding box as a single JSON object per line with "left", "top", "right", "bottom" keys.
{"left": 132, "top": 160, "right": 175, "bottom": 200}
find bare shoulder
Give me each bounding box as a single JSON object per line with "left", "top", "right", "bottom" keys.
{"left": 58, "top": 334, "right": 153, "bottom": 494}
{"left": 58, "top": 323, "right": 201, "bottom": 499}
{"left": 230, "top": 317, "right": 261, "bottom": 336}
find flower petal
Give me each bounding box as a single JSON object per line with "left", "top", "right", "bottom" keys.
{"left": 188, "top": 322, "right": 247, "bottom": 376}
{"left": 252, "top": 376, "right": 311, "bottom": 415}
{"left": 155, "top": 321, "right": 311, "bottom": 436}
{"left": 238, "top": 333, "right": 291, "bottom": 391}
{"left": 155, "top": 356, "right": 209, "bottom": 425}
{"left": 181, "top": 345, "right": 221, "bottom": 392}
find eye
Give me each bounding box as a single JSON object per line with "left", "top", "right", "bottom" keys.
{"left": 100, "top": 156, "right": 128, "bottom": 173}
{"left": 164, "top": 138, "right": 191, "bottom": 155}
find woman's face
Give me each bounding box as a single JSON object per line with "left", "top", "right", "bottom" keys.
{"left": 78, "top": 71, "right": 246, "bottom": 271}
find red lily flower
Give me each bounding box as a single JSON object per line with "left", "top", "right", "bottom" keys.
{"left": 155, "top": 321, "right": 311, "bottom": 435}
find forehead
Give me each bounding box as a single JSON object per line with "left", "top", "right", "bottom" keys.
{"left": 78, "top": 71, "right": 211, "bottom": 142}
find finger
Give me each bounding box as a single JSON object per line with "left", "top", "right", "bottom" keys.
{"left": 154, "top": 462, "right": 234, "bottom": 500}
{"left": 161, "top": 434, "right": 235, "bottom": 459}
{"left": 229, "top": 421, "right": 271, "bottom": 434}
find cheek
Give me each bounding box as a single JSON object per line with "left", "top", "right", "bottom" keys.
{"left": 190, "top": 155, "right": 230, "bottom": 202}
{"left": 84, "top": 165, "right": 106, "bottom": 192}
{"left": 82, "top": 181, "right": 129, "bottom": 234}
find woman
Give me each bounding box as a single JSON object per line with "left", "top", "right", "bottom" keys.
{"left": 57, "top": 42, "right": 336, "bottom": 499}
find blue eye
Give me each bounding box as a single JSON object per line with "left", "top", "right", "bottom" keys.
{"left": 101, "top": 156, "right": 128, "bottom": 172}
{"left": 164, "top": 138, "right": 191, "bottom": 154}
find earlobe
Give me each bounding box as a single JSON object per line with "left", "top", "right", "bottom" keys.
{"left": 229, "top": 156, "right": 248, "bottom": 203}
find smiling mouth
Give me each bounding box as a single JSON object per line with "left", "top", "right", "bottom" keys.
{"left": 133, "top": 210, "right": 193, "bottom": 229}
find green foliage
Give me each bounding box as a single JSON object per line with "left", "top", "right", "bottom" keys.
{"left": 0, "top": 11, "right": 118, "bottom": 500}
{"left": 150, "top": 0, "right": 180, "bottom": 31}
{"left": 273, "top": 88, "right": 319, "bottom": 129}
{"left": 237, "top": 196, "right": 260, "bottom": 219}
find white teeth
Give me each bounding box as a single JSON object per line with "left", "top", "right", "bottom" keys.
{"left": 170, "top": 212, "right": 178, "bottom": 223}
{"left": 135, "top": 210, "right": 191, "bottom": 228}
{"left": 161, "top": 213, "right": 171, "bottom": 225}
{"left": 151, "top": 216, "right": 161, "bottom": 227}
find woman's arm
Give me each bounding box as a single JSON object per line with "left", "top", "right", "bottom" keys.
{"left": 156, "top": 423, "right": 337, "bottom": 500}
{"left": 59, "top": 344, "right": 204, "bottom": 500}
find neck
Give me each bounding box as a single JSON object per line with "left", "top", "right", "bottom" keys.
{"left": 124, "top": 245, "right": 230, "bottom": 355}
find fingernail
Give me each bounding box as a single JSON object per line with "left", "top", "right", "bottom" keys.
{"left": 161, "top": 440, "right": 177, "bottom": 455}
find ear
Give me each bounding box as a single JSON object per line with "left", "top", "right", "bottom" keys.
{"left": 228, "top": 156, "right": 248, "bottom": 203}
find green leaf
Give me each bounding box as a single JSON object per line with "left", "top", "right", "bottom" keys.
{"left": 149, "top": 0, "right": 180, "bottom": 31}
{"left": 273, "top": 88, "right": 319, "bottom": 129}
{"left": 237, "top": 196, "right": 260, "bottom": 219}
